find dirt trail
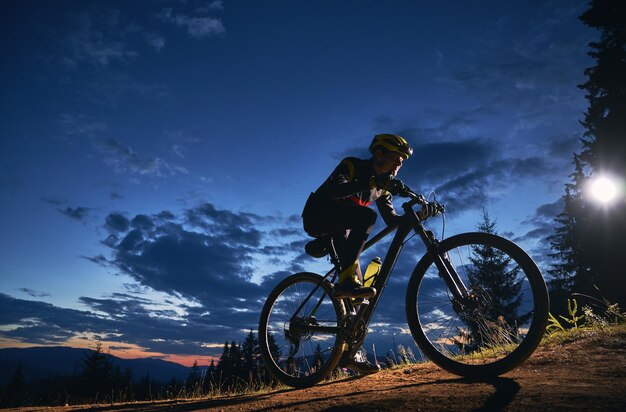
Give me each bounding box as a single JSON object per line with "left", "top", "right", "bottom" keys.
{"left": 12, "top": 329, "right": 626, "bottom": 411}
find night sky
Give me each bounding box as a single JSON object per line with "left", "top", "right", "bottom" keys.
{"left": 0, "top": 0, "right": 595, "bottom": 366}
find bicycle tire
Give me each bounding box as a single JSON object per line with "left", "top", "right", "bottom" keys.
{"left": 406, "top": 232, "right": 549, "bottom": 377}
{"left": 258, "top": 272, "right": 346, "bottom": 388}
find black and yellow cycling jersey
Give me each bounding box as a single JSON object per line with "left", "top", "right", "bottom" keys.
{"left": 303, "top": 157, "right": 400, "bottom": 227}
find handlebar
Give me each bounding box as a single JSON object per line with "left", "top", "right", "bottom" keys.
{"left": 391, "top": 180, "right": 445, "bottom": 217}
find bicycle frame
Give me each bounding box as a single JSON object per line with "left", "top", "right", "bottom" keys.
{"left": 293, "top": 197, "right": 472, "bottom": 359}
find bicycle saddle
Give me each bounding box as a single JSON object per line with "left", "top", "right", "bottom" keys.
{"left": 304, "top": 235, "right": 330, "bottom": 258}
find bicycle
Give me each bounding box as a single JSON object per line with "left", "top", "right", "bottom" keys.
{"left": 258, "top": 183, "right": 549, "bottom": 388}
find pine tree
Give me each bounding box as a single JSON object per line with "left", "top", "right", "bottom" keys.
{"left": 207, "top": 359, "right": 217, "bottom": 386}
{"left": 259, "top": 332, "right": 281, "bottom": 385}
{"left": 267, "top": 332, "right": 281, "bottom": 362}
{"left": 80, "top": 342, "right": 113, "bottom": 400}
{"left": 577, "top": 0, "right": 626, "bottom": 308}
{"left": 121, "top": 367, "right": 133, "bottom": 401}
{"left": 4, "top": 363, "right": 26, "bottom": 407}
{"left": 548, "top": 157, "right": 596, "bottom": 315}
{"left": 110, "top": 365, "right": 123, "bottom": 401}
{"left": 186, "top": 360, "right": 201, "bottom": 390}
{"left": 464, "top": 211, "right": 529, "bottom": 348}
{"left": 138, "top": 372, "right": 153, "bottom": 401}
{"left": 167, "top": 375, "right": 178, "bottom": 399}
{"left": 216, "top": 341, "right": 231, "bottom": 378}
{"left": 229, "top": 341, "right": 242, "bottom": 381}
{"left": 549, "top": 0, "right": 626, "bottom": 310}
{"left": 241, "top": 330, "right": 259, "bottom": 383}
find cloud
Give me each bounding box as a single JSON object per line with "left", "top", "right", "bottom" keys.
{"left": 428, "top": 157, "right": 555, "bottom": 214}
{"left": 164, "top": 130, "right": 202, "bottom": 159}
{"left": 513, "top": 197, "right": 564, "bottom": 244}
{"left": 513, "top": 226, "right": 555, "bottom": 243}
{"left": 54, "top": 8, "right": 170, "bottom": 108}
{"left": 76, "top": 72, "right": 170, "bottom": 108}
{"left": 0, "top": 293, "right": 114, "bottom": 344}
{"left": 144, "top": 32, "right": 166, "bottom": 52}
{"left": 103, "top": 204, "right": 264, "bottom": 302}
{"left": 59, "top": 206, "right": 91, "bottom": 222}
{"left": 524, "top": 198, "right": 564, "bottom": 225}
{"left": 0, "top": 292, "right": 237, "bottom": 356}
{"left": 547, "top": 134, "right": 583, "bottom": 159}
{"left": 95, "top": 137, "right": 184, "bottom": 178}
{"left": 61, "top": 10, "right": 139, "bottom": 69}
{"left": 42, "top": 197, "right": 92, "bottom": 222}
{"left": 18, "top": 288, "right": 51, "bottom": 298}
{"left": 400, "top": 138, "right": 498, "bottom": 187}
{"left": 41, "top": 197, "right": 64, "bottom": 206}
{"left": 57, "top": 114, "right": 109, "bottom": 141}
{"left": 195, "top": 1, "right": 224, "bottom": 13}
{"left": 105, "top": 212, "right": 130, "bottom": 233}
{"left": 158, "top": 7, "right": 225, "bottom": 39}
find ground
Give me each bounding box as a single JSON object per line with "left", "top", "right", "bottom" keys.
{"left": 9, "top": 327, "right": 626, "bottom": 411}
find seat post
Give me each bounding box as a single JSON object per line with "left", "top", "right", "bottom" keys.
{"left": 328, "top": 236, "right": 342, "bottom": 270}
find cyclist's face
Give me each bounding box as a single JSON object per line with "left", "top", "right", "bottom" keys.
{"left": 378, "top": 151, "right": 404, "bottom": 176}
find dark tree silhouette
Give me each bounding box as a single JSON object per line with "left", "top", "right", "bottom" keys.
{"left": 80, "top": 342, "right": 113, "bottom": 401}
{"left": 167, "top": 375, "right": 179, "bottom": 399}
{"left": 241, "top": 330, "right": 259, "bottom": 383}
{"left": 216, "top": 340, "right": 245, "bottom": 386}
{"left": 186, "top": 360, "right": 201, "bottom": 390}
{"left": 259, "top": 332, "right": 281, "bottom": 385}
{"left": 549, "top": 0, "right": 626, "bottom": 312}
{"left": 3, "top": 363, "right": 26, "bottom": 407}
{"left": 548, "top": 158, "right": 596, "bottom": 315}
{"left": 206, "top": 359, "right": 217, "bottom": 386}
{"left": 229, "top": 340, "right": 243, "bottom": 381}
{"left": 216, "top": 341, "right": 231, "bottom": 380}
{"left": 463, "top": 211, "right": 529, "bottom": 349}
{"left": 137, "top": 372, "right": 154, "bottom": 401}
{"left": 267, "top": 332, "right": 281, "bottom": 361}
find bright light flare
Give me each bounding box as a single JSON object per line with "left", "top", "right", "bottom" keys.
{"left": 589, "top": 175, "right": 619, "bottom": 204}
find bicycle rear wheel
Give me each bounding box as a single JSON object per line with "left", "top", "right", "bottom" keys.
{"left": 406, "top": 232, "right": 549, "bottom": 377}
{"left": 258, "top": 272, "right": 346, "bottom": 388}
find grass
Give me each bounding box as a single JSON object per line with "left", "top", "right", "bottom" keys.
{"left": 542, "top": 298, "right": 625, "bottom": 345}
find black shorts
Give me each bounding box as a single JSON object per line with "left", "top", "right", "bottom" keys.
{"left": 302, "top": 192, "right": 377, "bottom": 238}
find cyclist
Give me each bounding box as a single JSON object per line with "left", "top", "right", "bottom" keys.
{"left": 302, "top": 133, "right": 413, "bottom": 298}
{"left": 301, "top": 134, "right": 414, "bottom": 374}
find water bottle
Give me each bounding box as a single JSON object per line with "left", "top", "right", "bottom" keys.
{"left": 363, "top": 257, "right": 382, "bottom": 287}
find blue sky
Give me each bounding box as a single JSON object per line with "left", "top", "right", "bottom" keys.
{"left": 0, "top": 0, "right": 594, "bottom": 366}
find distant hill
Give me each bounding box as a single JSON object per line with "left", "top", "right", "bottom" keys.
{"left": 0, "top": 346, "right": 192, "bottom": 385}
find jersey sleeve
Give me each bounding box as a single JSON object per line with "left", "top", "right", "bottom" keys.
{"left": 376, "top": 191, "right": 401, "bottom": 226}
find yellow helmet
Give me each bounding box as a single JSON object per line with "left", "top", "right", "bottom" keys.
{"left": 369, "top": 134, "right": 413, "bottom": 159}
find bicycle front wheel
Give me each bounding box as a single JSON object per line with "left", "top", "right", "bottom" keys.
{"left": 406, "top": 232, "right": 549, "bottom": 377}
{"left": 258, "top": 272, "right": 346, "bottom": 388}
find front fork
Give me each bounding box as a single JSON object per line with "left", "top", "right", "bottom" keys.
{"left": 419, "top": 227, "right": 470, "bottom": 303}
